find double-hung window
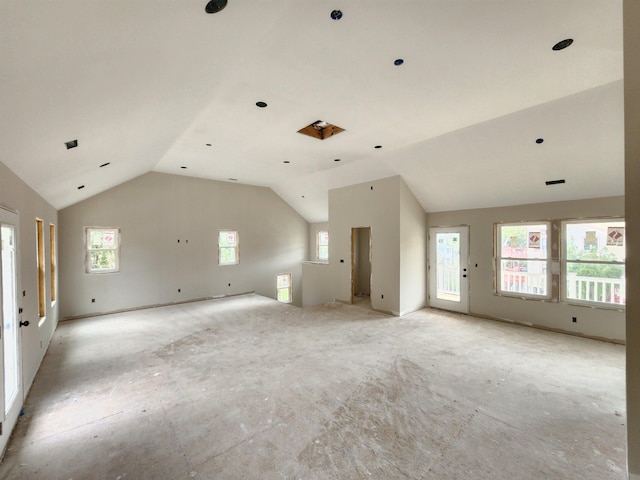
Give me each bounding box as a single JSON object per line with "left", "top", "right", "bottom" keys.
{"left": 86, "top": 227, "right": 120, "bottom": 273}
{"left": 563, "top": 219, "right": 625, "bottom": 307}
{"left": 277, "top": 273, "right": 292, "bottom": 303}
{"left": 218, "top": 230, "right": 239, "bottom": 265}
{"left": 317, "top": 231, "right": 329, "bottom": 262}
{"left": 496, "top": 222, "right": 550, "bottom": 298}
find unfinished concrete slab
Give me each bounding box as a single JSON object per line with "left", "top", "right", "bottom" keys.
{"left": 0, "top": 294, "right": 626, "bottom": 479}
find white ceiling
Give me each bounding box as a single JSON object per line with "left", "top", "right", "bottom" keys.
{"left": 0, "top": 0, "right": 623, "bottom": 223}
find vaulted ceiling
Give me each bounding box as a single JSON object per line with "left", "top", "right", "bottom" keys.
{"left": 0, "top": 1, "right": 623, "bottom": 223}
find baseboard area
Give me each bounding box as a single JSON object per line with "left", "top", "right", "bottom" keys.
{"left": 62, "top": 292, "right": 255, "bottom": 321}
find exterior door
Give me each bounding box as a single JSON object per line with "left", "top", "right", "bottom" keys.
{"left": 0, "top": 207, "right": 22, "bottom": 451}
{"left": 429, "top": 226, "right": 469, "bottom": 313}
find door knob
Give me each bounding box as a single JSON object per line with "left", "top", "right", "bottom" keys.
{"left": 19, "top": 320, "right": 30, "bottom": 328}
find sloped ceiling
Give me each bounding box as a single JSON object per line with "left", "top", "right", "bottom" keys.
{"left": 0, "top": 1, "right": 623, "bottom": 222}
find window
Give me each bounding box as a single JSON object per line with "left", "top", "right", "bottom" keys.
{"left": 218, "top": 230, "right": 239, "bottom": 265}
{"left": 563, "top": 219, "right": 625, "bottom": 306}
{"left": 36, "top": 219, "right": 45, "bottom": 317}
{"left": 86, "top": 228, "right": 120, "bottom": 273}
{"left": 317, "top": 231, "right": 329, "bottom": 261}
{"left": 50, "top": 224, "right": 56, "bottom": 303}
{"left": 277, "top": 273, "right": 292, "bottom": 303}
{"left": 496, "top": 223, "right": 549, "bottom": 298}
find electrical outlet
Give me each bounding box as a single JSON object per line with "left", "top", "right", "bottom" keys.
{"left": 91, "top": 298, "right": 95, "bottom": 303}
{"left": 572, "top": 316, "right": 577, "bottom": 323}
{"left": 178, "top": 289, "right": 181, "bottom": 293}
{"left": 381, "top": 294, "right": 384, "bottom": 299}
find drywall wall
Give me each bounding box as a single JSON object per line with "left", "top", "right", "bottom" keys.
{"left": 399, "top": 179, "right": 428, "bottom": 315}
{"left": 301, "top": 262, "right": 332, "bottom": 307}
{"left": 0, "top": 160, "right": 58, "bottom": 454}
{"left": 625, "top": 0, "right": 640, "bottom": 474}
{"left": 58, "top": 172, "right": 308, "bottom": 318}
{"left": 427, "top": 196, "right": 625, "bottom": 342}
{"left": 328, "top": 176, "right": 401, "bottom": 314}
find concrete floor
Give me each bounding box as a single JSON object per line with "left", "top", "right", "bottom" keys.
{"left": 0, "top": 294, "right": 626, "bottom": 479}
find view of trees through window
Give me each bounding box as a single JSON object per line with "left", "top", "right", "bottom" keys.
{"left": 218, "top": 230, "right": 238, "bottom": 265}
{"left": 277, "top": 274, "right": 292, "bottom": 303}
{"left": 86, "top": 228, "right": 119, "bottom": 273}
{"left": 564, "top": 220, "right": 625, "bottom": 305}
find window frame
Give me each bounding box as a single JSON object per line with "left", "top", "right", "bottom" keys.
{"left": 36, "top": 218, "right": 46, "bottom": 317}
{"left": 495, "top": 221, "right": 551, "bottom": 300}
{"left": 218, "top": 230, "right": 239, "bottom": 266}
{"left": 316, "top": 230, "right": 329, "bottom": 262}
{"left": 50, "top": 223, "right": 56, "bottom": 303}
{"left": 85, "top": 227, "right": 121, "bottom": 274}
{"left": 561, "top": 218, "right": 625, "bottom": 309}
{"left": 276, "top": 273, "right": 292, "bottom": 303}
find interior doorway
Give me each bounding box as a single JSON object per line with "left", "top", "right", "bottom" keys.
{"left": 351, "top": 227, "right": 371, "bottom": 306}
{"left": 0, "top": 207, "right": 23, "bottom": 453}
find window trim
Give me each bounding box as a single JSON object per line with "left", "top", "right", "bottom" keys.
{"left": 36, "top": 218, "right": 46, "bottom": 317}
{"left": 218, "top": 229, "right": 239, "bottom": 266}
{"left": 85, "top": 227, "right": 121, "bottom": 274}
{"left": 276, "top": 273, "right": 292, "bottom": 304}
{"left": 561, "top": 217, "right": 625, "bottom": 309}
{"left": 495, "top": 221, "right": 551, "bottom": 300}
{"left": 316, "top": 230, "right": 329, "bottom": 262}
{"left": 50, "top": 223, "right": 56, "bottom": 303}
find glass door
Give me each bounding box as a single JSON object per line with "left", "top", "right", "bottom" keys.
{"left": 0, "top": 208, "right": 22, "bottom": 453}
{"left": 429, "top": 226, "right": 469, "bottom": 313}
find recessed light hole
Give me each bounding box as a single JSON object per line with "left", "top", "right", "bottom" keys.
{"left": 181, "top": 166, "right": 187, "bottom": 169}
{"left": 77, "top": 185, "right": 85, "bottom": 190}
{"left": 283, "top": 161, "right": 290, "bottom": 164}
{"left": 536, "top": 138, "right": 544, "bottom": 144}
{"left": 229, "top": 178, "right": 238, "bottom": 181}
{"left": 374, "top": 145, "right": 382, "bottom": 149}
{"left": 552, "top": 38, "right": 573, "bottom": 51}
{"left": 334, "top": 158, "right": 341, "bottom": 162}
{"left": 206, "top": 143, "right": 212, "bottom": 146}
{"left": 256, "top": 101, "right": 268, "bottom": 108}
{"left": 330, "top": 10, "right": 342, "bottom": 20}
{"left": 394, "top": 59, "right": 404, "bottom": 66}
{"left": 205, "top": 0, "right": 227, "bottom": 14}
{"left": 99, "top": 162, "right": 110, "bottom": 168}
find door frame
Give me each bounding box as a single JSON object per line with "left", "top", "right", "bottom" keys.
{"left": 351, "top": 227, "right": 372, "bottom": 304}
{"left": 428, "top": 225, "right": 470, "bottom": 314}
{"left": 0, "top": 205, "right": 23, "bottom": 453}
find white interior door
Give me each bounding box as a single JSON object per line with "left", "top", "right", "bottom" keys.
{"left": 429, "top": 226, "right": 469, "bottom": 314}
{"left": 0, "top": 207, "right": 22, "bottom": 449}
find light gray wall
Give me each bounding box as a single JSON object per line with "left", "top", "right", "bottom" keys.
{"left": 328, "top": 176, "right": 401, "bottom": 314}
{"left": 625, "top": 0, "right": 640, "bottom": 475}
{"left": 0, "top": 160, "right": 59, "bottom": 453}
{"left": 427, "top": 196, "right": 625, "bottom": 342}
{"left": 59, "top": 172, "right": 309, "bottom": 318}
{"left": 399, "top": 179, "right": 428, "bottom": 315}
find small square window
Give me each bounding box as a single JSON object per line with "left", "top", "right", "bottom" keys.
{"left": 219, "top": 230, "right": 239, "bottom": 266}
{"left": 276, "top": 273, "right": 292, "bottom": 303}
{"left": 85, "top": 228, "right": 120, "bottom": 274}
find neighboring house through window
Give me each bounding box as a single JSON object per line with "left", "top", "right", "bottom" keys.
{"left": 219, "top": 230, "right": 239, "bottom": 265}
